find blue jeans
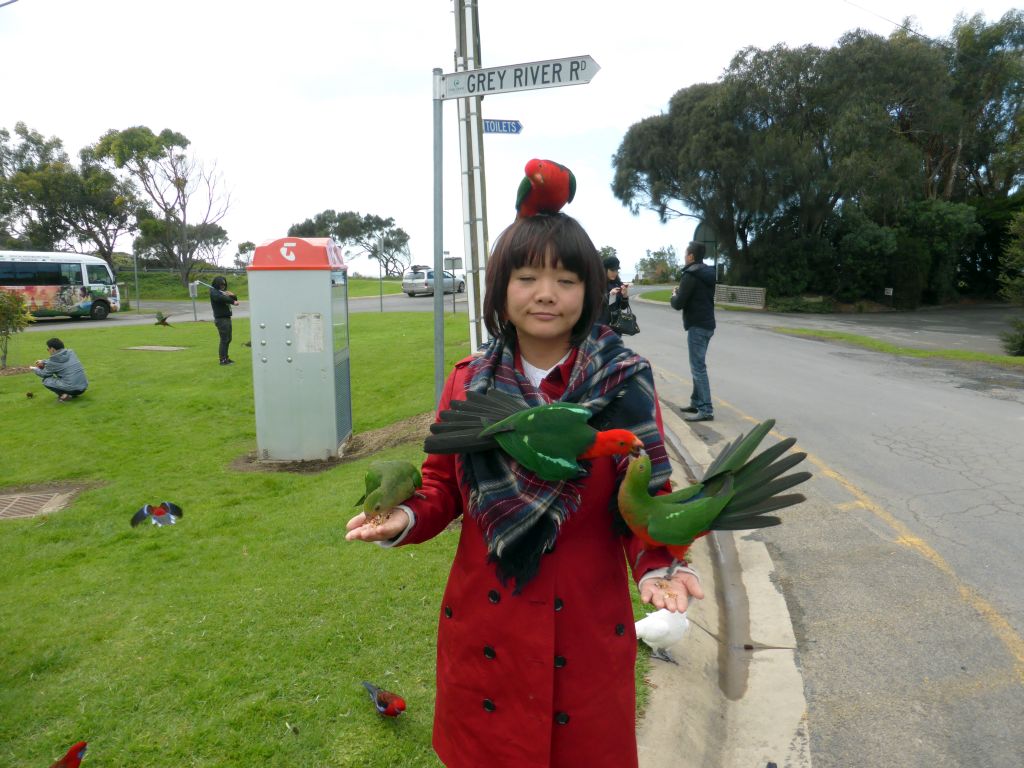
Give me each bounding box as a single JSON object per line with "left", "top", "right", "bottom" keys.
{"left": 687, "top": 327, "right": 714, "bottom": 415}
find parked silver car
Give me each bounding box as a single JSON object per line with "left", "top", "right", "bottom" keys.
{"left": 402, "top": 266, "right": 465, "bottom": 297}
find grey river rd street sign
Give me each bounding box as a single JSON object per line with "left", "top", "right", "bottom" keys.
{"left": 438, "top": 55, "right": 600, "bottom": 100}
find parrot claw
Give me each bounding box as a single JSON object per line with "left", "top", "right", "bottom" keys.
{"left": 650, "top": 648, "right": 679, "bottom": 665}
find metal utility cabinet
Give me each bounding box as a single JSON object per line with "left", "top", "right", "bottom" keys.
{"left": 248, "top": 237, "right": 353, "bottom": 461}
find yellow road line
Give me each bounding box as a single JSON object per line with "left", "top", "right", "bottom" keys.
{"left": 656, "top": 367, "right": 1024, "bottom": 683}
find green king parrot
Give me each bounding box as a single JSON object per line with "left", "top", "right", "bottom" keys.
{"left": 618, "top": 419, "right": 811, "bottom": 567}
{"left": 515, "top": 158, "right": 576, "bottom": 217}
{"left": 354, "top": 460, "right": 424, "bottom": 525}
{"left": 423, "top": 388, "right": 643, "bottom": 482}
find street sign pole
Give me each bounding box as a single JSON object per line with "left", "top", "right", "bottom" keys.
{"left": 431, "top": 54, "right": 600, "bottom": 402}
{"left": 433, "top": 68, "right": 445, "bottom": 404}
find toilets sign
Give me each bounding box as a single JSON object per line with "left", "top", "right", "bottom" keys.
{"left": 438, "top": 55, "right": 600, "bottom": 100}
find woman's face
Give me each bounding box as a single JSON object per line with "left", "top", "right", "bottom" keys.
{"left": 504, "top": 251, "right": 585, "bottom": 350}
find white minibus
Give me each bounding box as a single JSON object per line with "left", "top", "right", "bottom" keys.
{"left": 0, "top": 251, "right": 121, "bottom": 320}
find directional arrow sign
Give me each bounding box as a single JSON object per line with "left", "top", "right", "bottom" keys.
{"left": 439, "top": 55, "right": 599, "bottom": 100}
{"left": 482, "top": 119, "right": 523, "bottom": 135}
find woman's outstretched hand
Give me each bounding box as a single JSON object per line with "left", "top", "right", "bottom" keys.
{"left": 345, "top": 508, "right": 410, "bottom": 543}
{"left": 640, "top": 570, "right": 704, "bottom": 613}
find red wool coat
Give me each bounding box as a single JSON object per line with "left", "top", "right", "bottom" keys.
{"left": 401, "top": 355, "right": 675, "bottom": 768}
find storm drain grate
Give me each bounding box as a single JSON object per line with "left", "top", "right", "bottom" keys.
{"left": 0, "top": 492, "right": 73, "bottom": 520}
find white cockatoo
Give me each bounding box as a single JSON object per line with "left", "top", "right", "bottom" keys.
{"left": 635, "top": 608, "right": 690, "bottom": 664}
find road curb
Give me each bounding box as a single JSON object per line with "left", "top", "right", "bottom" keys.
{"left": 637, "top": 404, "right": 812, "bottom": 768}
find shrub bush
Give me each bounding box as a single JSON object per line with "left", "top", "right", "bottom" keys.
{"left": 1000, "top": 318, "right": 1024, "bottom": 356}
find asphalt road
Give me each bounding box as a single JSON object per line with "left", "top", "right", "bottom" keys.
{"left": 627, "top": 297, "right": 1024, "bottom": 768}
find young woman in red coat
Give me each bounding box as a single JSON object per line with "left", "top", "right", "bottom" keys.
{"left": 347, "top": 211, "right": 703, "bottom": 768}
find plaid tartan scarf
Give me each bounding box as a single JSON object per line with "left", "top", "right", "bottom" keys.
{"left": 460, "top": 324, "right": 672, "bottom": 591}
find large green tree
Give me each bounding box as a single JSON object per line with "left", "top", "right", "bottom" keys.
{"left": 612, "top": 12, "right": 1024, "bottom": 306}
{"left": 94, "top": 127, "right": 230, "bottom": 285}
{"left": 287, "top": 210, "right": 410, "bottom": 277}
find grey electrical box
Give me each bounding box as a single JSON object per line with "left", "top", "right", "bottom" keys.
{"left": 248, "top": 237, "right": 353, "bottom": 461}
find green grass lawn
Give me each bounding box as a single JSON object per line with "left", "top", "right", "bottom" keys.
{"left": 116, "top": 272, "right": 403, "bottom": 302}
{"left": 0, "top": 315, "right": 657, "bottom": 766}
{"left": 776, "top": 327, "right": 1024, "bottom": 367}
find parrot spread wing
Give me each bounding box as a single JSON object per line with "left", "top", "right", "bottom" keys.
{"left": 424, "top": 389, "right": 600, "bottom": 481}
{"left": 130, "top": 501, "right": 183, "bottom": 528}
{"left": 619, "top": 420, "right": 811, "bottom": 550}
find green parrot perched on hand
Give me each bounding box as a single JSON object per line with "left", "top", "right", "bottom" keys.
{"left": 618, "top": 419, "right": 811, "bottom": 569}
{"left": 354, "top": 460, "right": 424, "bottom": 525}
{"left": 423, "top": 388, "right": 644, "bottom": 481}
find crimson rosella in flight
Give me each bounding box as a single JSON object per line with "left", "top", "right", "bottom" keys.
{"left": 130, "top": 501, "right": 183, "bottom": 528}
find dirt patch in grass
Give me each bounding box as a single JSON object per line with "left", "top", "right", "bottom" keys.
{"left": 0, "top": 366, "right": 34, "bottom": 377}
{"left": 231, "top": 412, "right": 435, "bottom": 474}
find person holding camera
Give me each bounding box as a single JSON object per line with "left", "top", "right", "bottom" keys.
{"left": 209, "top": 276, "right": 239, "bottom": 365}
{"left": 599, "top": 255, "right": 636, "bottom": 334}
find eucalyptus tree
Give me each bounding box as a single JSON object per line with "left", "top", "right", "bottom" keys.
{"left": 288, "top": 210, "right": 411, "bottom": 277}
{"left": 94, "top": 127, "right": 230, "bottom": 285}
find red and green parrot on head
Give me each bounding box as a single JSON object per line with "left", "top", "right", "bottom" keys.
{"left": 515, "top": 158, "right": 576, "bottom": 217}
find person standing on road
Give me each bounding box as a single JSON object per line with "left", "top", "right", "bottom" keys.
{"left": 32, "top": 337, "right": 88, "bottom": 402}
{"left": 209, "top": 276, "right": 238, "bottom": 366}
{"left": 345, "top": 208, "right": 703, "bottom": 768}
{"left": 671, "top": 242, "right": 716, "bottom": 422}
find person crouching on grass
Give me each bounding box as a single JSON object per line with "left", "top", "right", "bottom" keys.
{"left": 346, "top": 206, "right": 703, "bottom": 768}
{"left": 32, "top": 337, "right": 88, "bottom": 402}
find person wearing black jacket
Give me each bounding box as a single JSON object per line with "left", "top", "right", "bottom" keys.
{"left": 209, "top": 276, "right": 239, "bottom": 365}
{"left": 598, "top": 255, "right": 629, "bottom": 330}
{"left": 670, "top": 242, "right": 716, "bottom": 421}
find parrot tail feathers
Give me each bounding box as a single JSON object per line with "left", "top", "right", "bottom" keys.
{"left": 732, "top": 437, "right": 798, "bottom": 483}
{"left": 729, "top": 471, "right": 812, "bottom": 510}
{"left": 712, "top": 514, "right": 783, "bottom": 531}
{"left": 424, "top": 422, "right": 497, "bottom": 454}
{"left": 703, "top": 419, "right": 776, "bottom": 479}
{"left": 733, "top": 451, "right": 808, "bottom": 495}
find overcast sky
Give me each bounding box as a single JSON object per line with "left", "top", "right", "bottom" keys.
{"left": 1, "top": 0, "right": 1016, "bottom": 279}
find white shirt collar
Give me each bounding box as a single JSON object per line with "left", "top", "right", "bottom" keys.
{"left": 521, "top": 350, "right": 571, "bottom": 388}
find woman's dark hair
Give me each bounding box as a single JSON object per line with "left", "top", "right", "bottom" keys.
{"left": 212, "top": 276, "right": 228, "bottom": 290}
{"left": 483, "top": 213, "right": 604, "bottom": 346}
{"left": 46, "top": 337, "right": 65, "bottom": 350}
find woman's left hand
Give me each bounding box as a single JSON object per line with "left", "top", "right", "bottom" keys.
{"left": 640, "top": 570, "right": 704, "bottom": 613}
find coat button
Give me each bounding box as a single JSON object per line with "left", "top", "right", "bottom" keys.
{"left": 555, "top": 711, "right": 570, "bottom": 725}
{"left": 483, "top": 698, "right": 496, "bottom": 712}
{"left": 554, "top": 597, "right": 564, "bottom": 611}
{"left": 488, "top": 590, "right": 501, "bottom": 604}
{"left": 615, "top": 623, "right": 625, "bottom": 636}
{"left": 444, "top": 605, "right": 453, "bottom": 618}
{"left": 554, "top": 655, "right": 567, "bottom": 668}
{"left": 484, "top": 645, "right": 496, "bottom": 659}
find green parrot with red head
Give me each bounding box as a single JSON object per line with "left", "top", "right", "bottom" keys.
{"left": 515, "top": 158, "right": 576, "bottom": 217}
{"left": 424, "top": 388, "right": 643, "bottom": 482}
{"left": 618, "top": 419, "right": 811, "bottom": 568}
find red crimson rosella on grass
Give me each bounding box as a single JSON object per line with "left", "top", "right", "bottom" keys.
{"left": 362, "top": 681, "right": 406, "bottom": 717}
{"left": 50, "top": 741, "right": 87, "bottom": 768}
{"left": 618, "top": 419, "right": 811, "bottom": 572}
{"left": 515, "top": 158, "right": 576, "bottom": 217}
{"left": 130, "top": 501, "right": 183, "bottom": 528}
{"left": 423, "top": 388, "right": 643, "bottom": 482}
